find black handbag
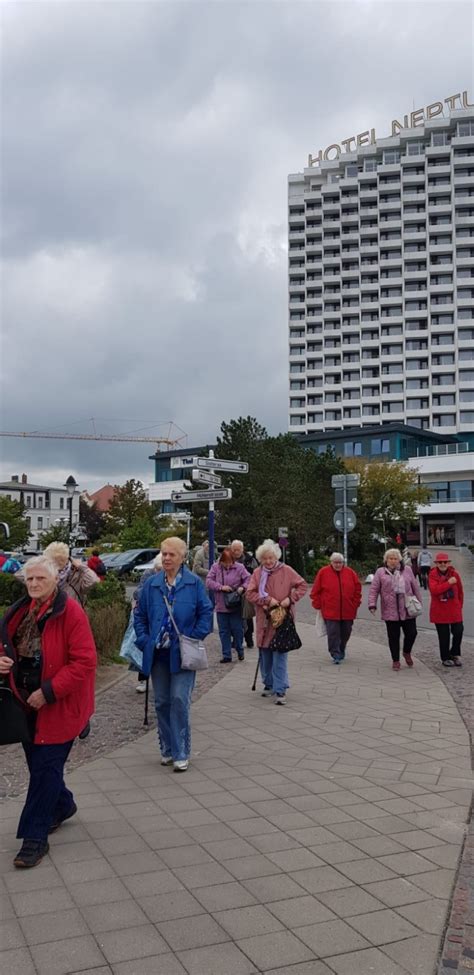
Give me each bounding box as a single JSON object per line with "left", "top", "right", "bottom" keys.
{"left": 0, "top": 680, "right": 33, "bottom": 746}
{"left": 269, "top": 613, "right": 302, "bottom": 653}
{"left": 224, "top": 590, "right": 242, "bottom": 611}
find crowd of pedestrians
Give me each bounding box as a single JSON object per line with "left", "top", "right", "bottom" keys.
{"left": 0, "top": 529, "right": 467, "bottom": 875}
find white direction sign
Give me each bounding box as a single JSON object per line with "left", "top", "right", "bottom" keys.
{"left": 193, "top": 456, "right": 249, "bottom": 474}
{"left": 192, "top": 469, "right": 222, "bottom": 488}
{"left": 171, "top": 488, "right": 232, "bottom": 504}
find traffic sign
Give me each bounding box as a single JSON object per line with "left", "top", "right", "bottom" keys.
{"left": 192, "top": 469, "right": 222, "bottom": 488}
{"left": 171, "top": 488, "right": 232, "bottom": 504}
{"left": 279, "top": 537, "right": 289, "bottom": 548}
{"left": 193, "top": 457, "right": 249, "bottom": 474}
{"left": 333, "top": 508, "right": 357, "bottom": 532}
{"left": 335, "top": 487, "right": 358, "bottom": 506}
{"left": 331, "top": 473, "right": 360, "bottom": 488}
{"left": 278, "top": 527, "right": 289, "bottom": 538}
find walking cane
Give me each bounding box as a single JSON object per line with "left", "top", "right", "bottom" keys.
{"left": 251, "top": 652, "right": 260, "bottom": 692}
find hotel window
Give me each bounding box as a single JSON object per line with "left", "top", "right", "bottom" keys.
{"left": 364, "top": 160, "right": 378, "bottom": 172}
{"left": 431, "top": 132, "right": 450, "bottom": 146}
{"left": 458, "top": 309, "right": 474, "bottom": 319}
{"left": 433, "top": 414, "right": 456, "bottom": 426}
{"left": 383, "top": 150, "right": 400, "bottom": 164}
{"left": 432, "top": 353, "right": 455, "bottom": 365}
{"left": 460, "top": 411, "right": 474, "bottom": 423}
{"left": 407, "top": 398, "right": 429, "bottom": 410}
{"left": 290, "top": 381, "right": 305, "bottom": 390}
{"left": 290, "top": 416, "right": 305, "bottom": 426}
{"left": 407, "top": 142, "right": 425, "bottom": 156}
{"left": 433, "top": 393, "right": 456, "bottom": 406}
{"left": 406, "top": 378, "right": 428, "bottom": 389}
{"left": 371, "top": 438, "right": 390, "bottom": 454}
{"left": 290, "top": 398, "right": 305, "bottom": 408}
{"left": 432, "top": 373, "right": 455, "bottom": 385}
{"left": 457, "top": 122, "right": 474, "bottom": 136}
{"left": 37, "top": 517, "right": 43, "bottom": 530}
{"left": 459, "top": 349, "right": 474, "bottom": 360}
{"left": 450, "top": 480, "right": 473, "bottom": 500}
{"left": 460, "top": 371, "right": 474, "bottom": 382}
{"left": 382, "top": 401, "right": 403, "bottom": 412}
{"left": 460, "top": 389, "right": 474, "bottom": 401}
{"left": 382, "top": 382, "right": 403, "bottom": 393}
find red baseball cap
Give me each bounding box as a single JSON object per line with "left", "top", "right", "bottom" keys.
{"left": 435, "top": 552, "right": 450, "bottom": 563}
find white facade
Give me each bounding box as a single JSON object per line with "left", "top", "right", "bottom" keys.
{"left": 288, "top": 109, "right": 474, "bottom": 435}
{"left": 0, "top": 475, "right": 80, "bottom": 551}
{"left": 407, "top": 445, "right": 474, "bottom": 545}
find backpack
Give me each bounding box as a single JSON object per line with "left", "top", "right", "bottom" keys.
{"left": 95, "top": 559, "right": 106, "bottom": 577}
{"left": 2, "top": 558, "right": 21, "bottom": 574}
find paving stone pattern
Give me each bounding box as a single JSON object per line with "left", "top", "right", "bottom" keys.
{"left": 1, "top": 620, "right": 473, "bottom": 975}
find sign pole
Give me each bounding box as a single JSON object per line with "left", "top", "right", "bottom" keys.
{"left": 208, "top": 449, "right": 215, "bottom": 568}
{"left": 343, "top": 478, "right": 348, "bottom": 564}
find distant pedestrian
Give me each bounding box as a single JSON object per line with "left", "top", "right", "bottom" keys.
{"left": 428, "top": 552, "right": 464, "bottom": 668}
{"left": 87, "top": 549, "right": 106, "bottom": 579}
{"left": 2, "top": 552, "right": 22, "bottom": 574}
{"left": 207, "top": 548, "right": 250, "bottom": 662}
{"left": 417, "top": 546, "right": 433, "bottom": 590}
{"left": 368, "top": 548, "right": 422, "bottom": 671}
{"left": 134, "top": 537, "right": 212, "bottom": 772}
{"left": 192, "top": 541, "right": 210, "bottom": 582}
{"left": 43, "top": 542, "right": 99, "bottom": 606}
{"left": 230, "top": 540, "right": 258, "bottom": 649}
{"left": 246, "top": 539, "right": 307, "bottom": 705}
{"left": 310, "top": 553, "right": 361, "bottom": 664}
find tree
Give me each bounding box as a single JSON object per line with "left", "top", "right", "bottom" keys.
{"left": 38, "top": 522, "right": 70, "bottom": 549}
{"left": 79, "top": 498, "right": 106, "bottom": 544}
{"left": 105, "top": 480, "right": 155, "bottom": 534}
{"left": 0, "top": 497, "right": 30, "bottom": 550}
{"left": 345, "top": 458, "right": 431, "bottom": 558}
{"left": 119, "top": 517, "right": 158, "bottom": 550}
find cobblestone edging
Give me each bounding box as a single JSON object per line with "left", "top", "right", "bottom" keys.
{"left": 353, "top": 618, "right": 474, "bottom": 975}
{"left": 0, "top": 631, "right": 252, "bottom": 801}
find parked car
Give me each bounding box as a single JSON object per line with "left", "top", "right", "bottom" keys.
{"left": 131, "top": 557, "right": 157, "bottom": 579}
{"left": 106, "top": 548, "right": 160, "bottom": 577}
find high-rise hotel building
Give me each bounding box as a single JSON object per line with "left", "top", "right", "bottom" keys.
{"left": 288, "top": 105, "right": 474, "bottom": 438}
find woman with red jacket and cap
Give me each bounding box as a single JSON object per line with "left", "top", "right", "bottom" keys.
{"left": 429, "top": 552, "right": 464, "bottom": 667}
{"left": 311, "top": 553, "right": 361, "bottom": 664}
{"left": 0, "top": 556, "right": 96, "bottom": 868}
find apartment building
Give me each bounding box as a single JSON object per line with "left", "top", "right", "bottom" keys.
{"left": 0, "top": 474, "right": 80, "bottom": 551}
{"left": 288, "top": 106, "right": 474, "bottom": 435}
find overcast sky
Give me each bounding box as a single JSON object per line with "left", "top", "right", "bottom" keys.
{"left": 1, "top": 0, "right": 473, "bottom": 491}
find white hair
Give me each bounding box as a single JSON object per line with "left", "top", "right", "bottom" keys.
{"left": 231, "top": 539, "right": 244, "bottom": 550}
{"left": 384, "top": 548, "right": 402, "bottom": 563}
{"left": 160, "top": 536, "right": 187, "bottom": 559}
{"left": 153, "top": 553, "right": 163, "bottom": 569}
{"left": 256, "top": 538, "right": 282, "bottom": 562}
{"left": 330, "top": 552, "right": 345, "bottom": 563}
{"left": 24, "top": 556, "right": 59, "bottom": 580}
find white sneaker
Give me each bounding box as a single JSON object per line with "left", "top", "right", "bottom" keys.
{"left": 136, "top": 681, "right": 146, "bottom": 694}
{"left": 173, "top": 760, "right": 189, "bottom": 772}
{"left": 160, "top": 756, "right": 173, "bottom": 766}
{"left": 274, "top": 694, "right": 287, "bottom": 705}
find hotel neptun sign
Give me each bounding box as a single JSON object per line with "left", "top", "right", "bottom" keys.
{"left": 308, "top": 90, "right": 473, "bottom": 167}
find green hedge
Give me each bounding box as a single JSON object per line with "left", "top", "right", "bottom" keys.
{"left": 0, "top": 572, "right": 25, "bottom": 606}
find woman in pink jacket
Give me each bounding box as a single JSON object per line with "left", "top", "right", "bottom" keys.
{"left": 246, "top": 539, "right": 307, "bottom": 705}
{"left": 368, "top": 548, "right": 422, "bottom": 671}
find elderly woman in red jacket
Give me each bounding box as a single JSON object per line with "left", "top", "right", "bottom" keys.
{"left": 0, "top": 556, "right": 97, "bottom": 868}
{"left": 429, "top": 552, "right": 464, "bottom": 667}
{"left": 311, "top": 553, "right": 362, "bottom": 664}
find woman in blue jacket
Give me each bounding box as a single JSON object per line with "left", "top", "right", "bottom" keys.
{"left": 134, "top": 537, "right": 212, "bottom": 772}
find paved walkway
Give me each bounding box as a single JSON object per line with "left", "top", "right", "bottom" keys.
{"left": 1, "top": 622, "right": 472, "bottom": 975}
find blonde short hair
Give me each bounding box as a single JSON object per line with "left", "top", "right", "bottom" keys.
{"left": 160, "top": 536, "right": 187, "bottom": 560}
{"left": 43, "top": 541, "right": 69, "bottom": 567}
{"left": 384, "top": 548, "right": 402, "bottom": 564}
{"left": 24, "top": 556, "right": 59, "bottom": 580}
{"left": 153, "top": 553, "right": 163, "bottom": 569}
{"left": 256, "top": 539, "right": 282, "bottom": 563}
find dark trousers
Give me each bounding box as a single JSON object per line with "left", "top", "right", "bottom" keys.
{"left": 17, "top": 741, "right": 75, "bottom": 842}
{"left": 419, "top": 567, "right": 430, "bottom": 590}
{"left": 326, "top": 620, "right": 353, "bottom": 659}
{"left": 385, "top": 619, "right": 417, "bottom": 662}
{"left": 244, "top": 617, "right": 254, "bottom": 648}
{"left": 435, "top": 622, "right": 464, "bottom": 662}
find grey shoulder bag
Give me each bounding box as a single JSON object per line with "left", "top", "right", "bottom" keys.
{"left": 163, "top": 595, "right": 208, "bottom": 671}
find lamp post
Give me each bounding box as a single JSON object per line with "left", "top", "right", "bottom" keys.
{"left": 64, "top": 475, "right": 78, "bottom": 553}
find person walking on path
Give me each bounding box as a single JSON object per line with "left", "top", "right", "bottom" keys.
{"left": 310, "top": 553, "right": 361, "bottom": 664}
{"left": 428, "top": 552, "right": 464, "bottom": 668}
{"left": 417, "top": 546, "right": 433, "bottom": 590}
{"left": 230, "top": 539, "right": 258, "bottom": 649}
{"left": 0, "top": 556, "right": 96, "bottom": 868}
{"left": 368, "top": 548, "right": 422, "bottom": 671}
{"left": 134, "top": 537, "right": 212, "bottom": 772}
{"left": 87, "top": 549, "right": 106, "bottom": 580}
{"left": 246, "top": 539, "right": 307, "bottom": 705}
{"left": 43, "top": 542, "right": 99, "bottom": 606}
{"left": 206, "top": 548, "right": 250, "bottom": 662}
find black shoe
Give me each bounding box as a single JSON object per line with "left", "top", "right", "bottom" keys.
{"left": 219, "top": 658, "right": 232, "bottom": 664}
{"left": 14, "top": 840, "right": 49, "bottom": 869}
{"left": 246, "top": 641, "right": 254, "bottom": 649}
{"left": 238, "top": 654, "right": 245, "bottom": 661}
{"left": 49, "top": 801, "right": 77, "bottom": 834}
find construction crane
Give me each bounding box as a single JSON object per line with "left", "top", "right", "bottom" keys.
{"left": 0, "top": 427, "right": 187, "bottom": 450}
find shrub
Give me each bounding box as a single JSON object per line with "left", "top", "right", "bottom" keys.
{"left": 304, "top": 556, "right": 329, "bottom": 581}
{"left": 87, "top": 573, "right": 128, "bottom": 608}
{"left": 0, "top": 572, "right": 25, "bottom": 607}
{"left": 87, "top": 602, "right": 129, "bottom": 665}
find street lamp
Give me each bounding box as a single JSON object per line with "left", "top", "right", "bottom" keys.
{"left": 64, "top": 475, "right": 78, "bottom": 553}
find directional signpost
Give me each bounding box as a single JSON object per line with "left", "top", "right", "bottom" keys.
{"left": 172, "top": 450, "right": 249, "bottom": 566}
{"left": 331, "top": 474, "right": 360, "bottom": 562}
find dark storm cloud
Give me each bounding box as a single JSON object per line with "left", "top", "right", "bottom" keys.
{"left": 1, "top": 0, "right": 472, "bottom": 490}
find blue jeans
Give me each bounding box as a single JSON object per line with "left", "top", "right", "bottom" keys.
{"left": 217, "top": 612, "right": 244, "bottom": 660}
{"left": 18, "top": 741, "right": 75, "bottom": 842}
{"left": 259, "top": 648, "right": 290, "bottom": 695}
{"left": 151, "top": 657, "right": 196, "bottom": 761}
